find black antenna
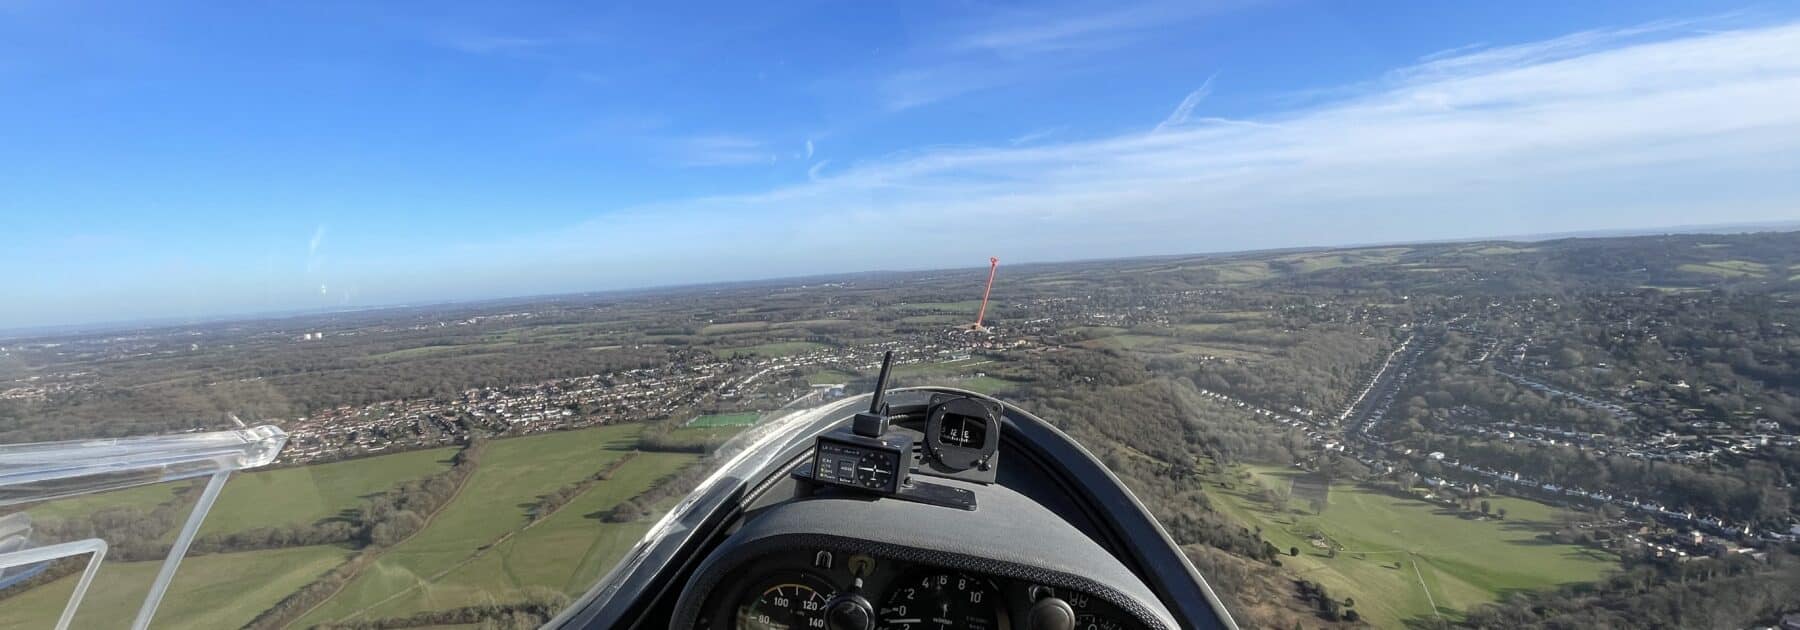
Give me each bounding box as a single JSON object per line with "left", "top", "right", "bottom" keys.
{"left": 868, "top": 350, "right": 895, "bottom": 414}
{"left": 853, "top": 351, "right": 896, "bottom": 437}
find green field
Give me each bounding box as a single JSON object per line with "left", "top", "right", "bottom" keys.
{"left": 22, "top": 480, "right": 188, "bottom": 521}
{"left": 897, "top": 314, "right": 967, "bottom": 325}
{"left": 885, "top": 358, "right": 1018, "bottom": 394}
{"left": 710, "top": 341, "right": 829, "bottom": 358}
{"left": 688, "top": 411, "right": 759, "bottom": 427}
{"left": 352, "top": 452, "right": 698, "bottom": 618}
{"left": 360, "top": 344, "right": 508, "bottom": 362}
{"left": 804, "top": 369, "right": 857, "bottom": 385}
{"left": 6, "top": 423, "right": 697, "bottom": 630}
{"left": 699, "top": 321, "right": 771, "bottom": 335}
{"left": 17, "top": 452, "right": 448, "bottom": 544}
{"left": 1083, "top": 333, "right": 1166, "bottom": 350}
{"left": 1468, "top": 245, "right": 1536, "bottom": 255}
{"left": 0, "top": 545, "right": 348, "bottom": 630}
{"left": 1079, "top": 331, "right": 1270, "bottom": 361}
{"left": 897, "top": 301, "right": 984, "bottom": 313}
{"left": 200, "top": 446, "right": 458, "bottom": 536}
{"left": 1275, "top": 247, "right": 1410, "bottom": 273}
{"left": 1207, "top": 465, "right": 1615, "bottom": 627}
{"left": 294, "top": 423, "right": 658, "bottom": 626}
{"left": 1208, "top": 261, "right": 1274, "bottom": 282}
{"left": 1678, "top": 260, "right": 1770, "bottom": 278}
{"left": 893, "top": 357, "right": 983, "bottom": 377}
{"left": 954, "top": 376, "right": 1020, "bottom": 395}
{"left": 775, "top": 318, "right": 856, "bottom": 330}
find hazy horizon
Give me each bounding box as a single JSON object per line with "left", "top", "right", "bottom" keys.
{"left": 7, "top": 218, "right": 1794, "bottom": 338}
{"left": 8, "top": 3, "right": 1800, "bottom": 329}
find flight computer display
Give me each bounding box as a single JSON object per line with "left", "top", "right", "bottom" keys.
{"left": 811, "top": 436, "right": 907, "bottom": 494}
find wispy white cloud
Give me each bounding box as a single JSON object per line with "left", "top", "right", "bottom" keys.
{"left": 666, "top": 135, "right": 778, "bottom": 167}
{"left": 394, "top": 19, "right": 1800, "bottom": 295}
{"left": 805, "top": 139, "right": 815, "bottom": 159}
{"left": 807, "top": 159, "right": 831, "bottom": 181}
{"left": 879, "top": 64, "right": 1005, "bottom": 111}
{"left": 952, "top": 2, "right": 1219, "bottom": 56}
{"left": 1009, "top": 127, "right": 1064, "bottom": 145}
{"left": 1394, "top": 19, "right": 1693, "bottom": 84}
{"left": 306, "top": 225, "right": 328, "bottom": 275}
{"left": 878, "top": 2, "right": 1228, "bottom": 110}
{"left": 442, "top": 34, "right": 552, "bottom": 55}
{"left": 1153, "top": 74, "right": 1216, "bottom": 133}
{"left": 1417, "top": 42, "right": 1491, "bottom": 63}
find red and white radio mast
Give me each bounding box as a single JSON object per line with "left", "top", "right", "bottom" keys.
{"left": 971, "top": 257, "right": 999, "bottom": 331}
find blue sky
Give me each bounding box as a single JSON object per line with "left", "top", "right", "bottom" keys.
{"left": 4, "top": 1, "right": 1799, "bottom": 329}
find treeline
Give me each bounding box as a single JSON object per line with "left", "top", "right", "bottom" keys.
{"left": 243, "top": 553, "right": 378, "bottom": 630}
{"left": 357, "top": 440, "right": 482, "bottom": 547}
{"left": 637, "top": 428, "right": 732, "bottom": 453}
{"left": 529, "top": 452, "right": 638, "bottom": 521}
{"left": 1296, "top": 579, "right": 1360, "bottom": 623}
{"left": 1184, "top": 546, "right": 1365, "bottom": 629}
{"left": 1013, "top": 372, "right": 1317, "bottom": 563}
{"left": 312, "top": 587, "right": 567, "bottom": 629}
{"left": 241, "top": 440, "right": 486, "bottom": 629}
{"left": 195, "top": 438, "right": 485, "bottom": 556}
{"left": 1460, "top": 550, "right": 1800, "bottom": 629}
{"left": 27, "top": 490, "right": 194, "bottom": 562}
{"left": 598, "top": 462, "right": 711, "bottom": 523}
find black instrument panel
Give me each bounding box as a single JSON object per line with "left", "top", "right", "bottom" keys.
{"left": 700, "top": 547, "right": 1144, "bottom": 630}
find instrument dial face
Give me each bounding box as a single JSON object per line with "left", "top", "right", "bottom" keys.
{"left": 1075, "top": 614, "right": 1128, "bottom": 630}
{"left": 938, "top": 412, "right": 986, "bottom": 448}
{"left": 736, "top": 571, "right": 834, "bottom": 630}
{"left": 877, "top": 571, "right": 1000, "bottom": 630}
{"left": 924, "top": 397, "right": 1000, "bottom": 472}
{"left": 1032, "top": 585, "right": 1137, "bottom": 630}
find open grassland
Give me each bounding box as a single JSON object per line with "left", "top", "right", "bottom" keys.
{"left": 359, "top": 344, "right": 516, "bottom": 363}
{"left": 0, "top": 545, "right": 348, "bottom": 630}
{"left": 23, "top": 481, "right": 187, "bottom": 521}
{"left": 1209, "top": 261, "right": 1274, "bottom": 282}
{"left": 710, "top": 341, "right": 829, "bottom": 358}
{"left": 1678, "top": 260, "right": 1770, "bottom": 278}
{"left": 1206, "top": 465, "right": 1614, "bottom": 627}
{"left": 954, "top": 376, "right": 1020, "bottom": 395}
{"left": 895, "top": 301, "right": 984, "bottom": 314}
{"left": 1077, "top": 327, "right": 1274, "bottom": 362}
{"left": 201, "top": 447, "right": 458, "bottom": 536}
{"left": 1461, "top": 245, "right": 1538, "bottom": 256}
{"left": 897, "top": 314, "right": 966, "bottom": 325}
{"left": 1274, "top": 248, "right": 1410, "bottom": 273}
{"left": 23, "top": 446, "right": 457, "bottom": 541}
{"left": 804, "top": 369, "right": 857, "bottom": 385}
{"left": 889, "top": 357, "right": 1018, "bottom": 394}
{"left": 892, "top": 357, "right": 985, "bottom": 378}
{"left": 699, "top": 321, "right": 771, "bottom": 335}
{"left": 354, "top": 452, "right": 698, "bottom": 618}
{"left": 666, "top": 425, "right": 747, "bottom": 445}
{"left": 294, "top": 423, "right": 653, "bottom": 626}
{"left": 688, "top": 411, "right": 759, "bottom": 427}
